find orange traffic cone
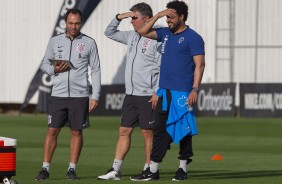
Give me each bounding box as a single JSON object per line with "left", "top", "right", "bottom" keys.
{"left": 211, "top": 154, "right": 224, "bottom": 161}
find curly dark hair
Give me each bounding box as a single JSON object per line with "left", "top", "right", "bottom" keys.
{"left": 130, "top": 2, "right": 153, "bottom": 18}
{"left": 167, "top": 0, "right": 188, "bottom": 22}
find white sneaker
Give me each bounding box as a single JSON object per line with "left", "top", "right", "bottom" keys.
{"left": 97, "top": 168, "right": 121, "bottom": 180}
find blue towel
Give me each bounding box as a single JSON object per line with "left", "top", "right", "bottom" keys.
{"left": 157, "top": 88, "right": 198, "bottom": 144}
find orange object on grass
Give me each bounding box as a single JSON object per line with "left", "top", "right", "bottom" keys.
{"left": 211, "top": 154, "right": 224, "bottom": 160}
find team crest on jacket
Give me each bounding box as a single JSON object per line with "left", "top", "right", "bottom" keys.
{"left": 76, "top": 43, "right": 85, "bottom": 53}
{"left": 177, "top": 95, "right": 188, "bottom": 107}
{"left": 142, "top": 38, "right": 151, "bottom": 48}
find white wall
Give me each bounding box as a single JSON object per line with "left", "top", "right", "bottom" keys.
{"left": 216, "top": 0, "right": 282, "bottom": 83}
{"left": 0, "top": 1, "right": 62, "bottom": 103}
{"left": 0, "top": 0, "right": 216, "bottom": 104}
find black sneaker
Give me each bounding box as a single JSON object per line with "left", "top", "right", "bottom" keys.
{"left": 172, "top": 168, "right": 187, "bottom": 181}
{"left": 130, "top": 167, "right": 160, "bottom": 181}
{"left": 67, "top": 168, "right": 78, "bottom": 180}
{"left": 35, "top": 168, "right": 49, "bottom": 180}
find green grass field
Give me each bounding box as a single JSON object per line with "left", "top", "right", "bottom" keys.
{"left": 1, "top": 115, "right": 282, "bottom": 184}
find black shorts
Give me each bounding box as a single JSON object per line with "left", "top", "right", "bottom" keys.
{"left": 121, "top": 95, "right": 155, "bottom": 129}
{"left": 48, "top": 96, "right": 89, "bottom": 130}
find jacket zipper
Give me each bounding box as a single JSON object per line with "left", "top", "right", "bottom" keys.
{"left": 68, "top": 38, "right": 73, "bottom": 97}
{"left": 130, "top": 35, "right": 141, "bottom": 95}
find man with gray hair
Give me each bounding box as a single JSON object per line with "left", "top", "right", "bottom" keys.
{"left": 97, "top": 2, "right": 161, "bottom": 180}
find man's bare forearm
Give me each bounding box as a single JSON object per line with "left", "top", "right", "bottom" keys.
{"left": 137, "top": 13, "right": 159, "bottom": 36}
{"left": 193, "top": 55, "right": 205, "bottom": 88}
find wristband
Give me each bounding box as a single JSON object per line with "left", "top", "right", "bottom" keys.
{"left": 115, "top": 14, "right": 122, "bottom": 21}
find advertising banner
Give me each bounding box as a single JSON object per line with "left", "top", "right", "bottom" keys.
{"left": 20, "top": 0, "right": 101, "bottom": 112}
{"left": 240, "top": 83, "right": 282, "bottom": 117}
{"left": 91, "top": 83, "right": 236, "bottom": 117}
{"left": 195, "top": 83, "right": 236, "bottom": 117}
{"left": 90, "top": 85, "right": 125, "bottom": 116}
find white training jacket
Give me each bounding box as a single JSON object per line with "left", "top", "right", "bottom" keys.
{"left": 40, "top": 32, "right": 101, "bottom": 100}
{"left": 105, "top": 17, "right": 161, "bottom": 96}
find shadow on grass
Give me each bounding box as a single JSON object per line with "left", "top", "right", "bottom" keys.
{"left": 122, "top": 170, "right": 282, "bottom": 179}
{"left": 75, "top": 170, "right": 282, "bottom": 181}
{"left": 190, "top": 170, "right": 282, "bottom": 179}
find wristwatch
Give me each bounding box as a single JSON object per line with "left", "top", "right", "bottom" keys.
{"left": 191, "top": 87, "right": 199, "bottom": 93}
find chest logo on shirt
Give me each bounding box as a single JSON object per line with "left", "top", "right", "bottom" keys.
{"left": 142, "top": 38, "right": 151, "bottom": 48}
{"left": 76, "top": 43, "right": 85, "bottom": 53}
{"left": 141, "top": 38, "right": 151, "bottom": 53}
{"left": 178, "top": 37, "right": 184, "bottom": 44}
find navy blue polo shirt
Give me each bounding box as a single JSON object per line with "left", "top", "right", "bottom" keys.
{"left": 156, "top": 27, "right": 205, "bottom": 92}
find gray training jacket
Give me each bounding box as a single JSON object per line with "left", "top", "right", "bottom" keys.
{"left": 105, "top": 18, "right": 161, "bottom": 96}
{"left": 40, "top": 33, "right": 101, "bottom": 100}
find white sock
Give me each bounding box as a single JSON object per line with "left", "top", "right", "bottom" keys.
{"left": 42, "top": 162, "right": 50, "bottom": 172}
{"left": 179, "top": 160, "right": 187, "bottom": 172}
{"left": 143, "top": 163, "right": 149, "bottom": 171}
{"left": 112, "top": 159, "right": 123, "bottom": 172}
{"left": 149, "top": 161, "right": 159, "bottom": 173}
{"left": 68, "top": 162, "right": 76, "bottom": 171}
